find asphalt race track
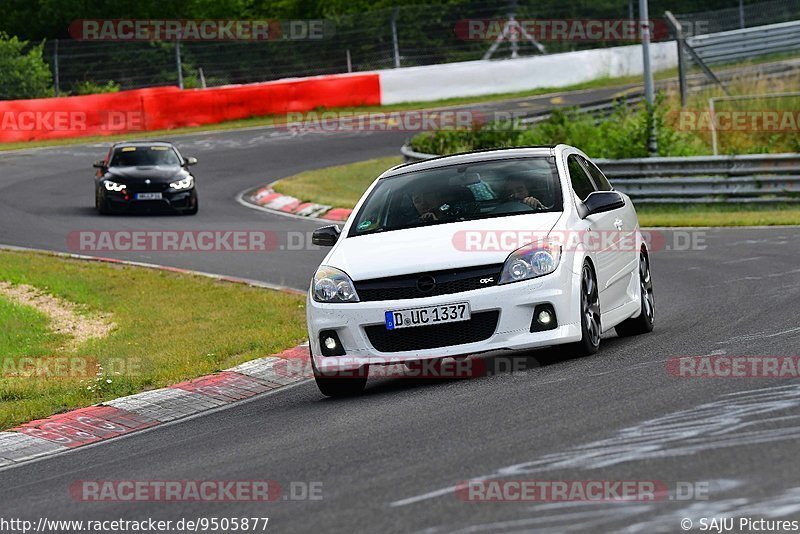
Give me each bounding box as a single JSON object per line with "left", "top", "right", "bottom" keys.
{"left": 1, "top": 84, "right": 800, "bottom": 532}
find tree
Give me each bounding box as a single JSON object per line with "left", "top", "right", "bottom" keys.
{"left": 0, "top": 33, "right": 53, "bottom": 100}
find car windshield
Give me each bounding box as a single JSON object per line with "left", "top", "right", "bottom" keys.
{"left": 349, "top": 157, "right": 562, "bottom": 236}
{"left": 109, "top": 146, "right": 180, "bottom": 167}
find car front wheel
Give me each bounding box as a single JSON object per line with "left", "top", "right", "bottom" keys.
{"left": 311, "top": 354, "right": 368, "bottom": 397}
{"left": 565, "top": 262, "right": 601, "bottom": 357}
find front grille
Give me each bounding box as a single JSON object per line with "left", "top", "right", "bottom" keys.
{"left": 125, "top": 181, "right": 169, "bottom": 193}
{"left": 364, "top": 310, "right": 499, "bottom": 352}
{"left": 354, "top": 264, "right": 502, "bottom": 302}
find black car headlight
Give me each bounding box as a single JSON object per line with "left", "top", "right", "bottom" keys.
{"left": 103, "top": 180, "right": 126, "bottom": 192}
{"left": 169, "top": 176, "right": 194, "bottom": 190}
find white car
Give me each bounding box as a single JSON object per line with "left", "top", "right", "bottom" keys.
{"left": 307, "top": 145, "right": 654, "bottom": 396}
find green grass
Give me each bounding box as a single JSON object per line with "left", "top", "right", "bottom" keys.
{"left": 272, "top": 156, "right": 403, "bottom": 207}
{"left": 272, "top": 157, "right": 800, "bottom": 227}
{"left": 0, "top": 296, "right": 66, "bottom": 359}
{"left": 636, "top": 204, "right": 800, "bottom": 226}
{"left": 0, "top": 250, "right": 307, "bottom": 430}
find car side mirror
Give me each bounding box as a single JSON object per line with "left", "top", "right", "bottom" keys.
{"left": 93, "top": 160, "right": 106, "bottom": 169}
{"left": 184, "top": 156, "right": 198, "bottom": 166}
{"left": 312, "top": 225, "right": 341, "bottom": 246}
{"left": 583, "top": 191, "right": 625, "bottom": 217}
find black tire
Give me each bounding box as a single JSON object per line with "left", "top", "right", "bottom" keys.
{"left": 311, "top": 353, "right": 368, "bottom": 397}
{"left": 183, "top": 194, "right": 199, "bottom": 215}
{"left": 615, "top": 251, "right": 655, "bottom": 337}
{"left": 95, "top": 192, "right": 110, "bottom": 215}
{"left": 564, "top": 262, "right": 601, "bottom": 357}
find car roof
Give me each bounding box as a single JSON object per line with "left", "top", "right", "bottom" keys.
{"left": 381, "top": 146, "right": 560, "bottom": 178}
{"left": 110, "top": 141, "right": 176, "bottom": 150}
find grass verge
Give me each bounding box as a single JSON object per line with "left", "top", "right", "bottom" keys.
{"left": 272, "top": 157, "right": 800, "bottom": 227}
{"left": 0, "top": 250, "right": 307, "bottom": 430}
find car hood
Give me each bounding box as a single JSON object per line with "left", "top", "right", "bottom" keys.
{"left": 327, "top": 212, "right": 562, "bottom": 280}
{"left": 105, "top": 165, "right": 187, "bottom": 183}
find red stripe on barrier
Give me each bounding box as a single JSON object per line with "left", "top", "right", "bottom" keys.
{"left": 0, "top": 74, "right": 380, "bottom": 143}
{"left": 11, "top": 406, "right": 159, "bottom": 448}
{"left": 170, "top": 371, "right": 273, "bottom": 402}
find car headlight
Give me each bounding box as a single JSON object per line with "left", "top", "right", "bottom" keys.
{"left": 499, "top": 240, "right": 561, "bottom": 284}
{"left": 313, "top": 266, "right": 359, "bottom": 303}
{"left": 103, "top": 180, "right": 126, "bottom": 192}
{"left": 169, "top": 176, "right": 194, "bottom": 190}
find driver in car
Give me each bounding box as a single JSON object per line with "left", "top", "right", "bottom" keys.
{"left": 411, "top": 187, "right": 448, "bottom": 222}
{"left": 504, "top": 179, "right": 546, "bottom": 209}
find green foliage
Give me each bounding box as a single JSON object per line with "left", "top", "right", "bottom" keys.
{"left": 0, "top": 32, "right": 53, "bottom": 100}
{"left": 71, "top": 79, "right": 120, "bottom": 95}
{"left": 410, "top": 96, "right": 711, "bottom": 158}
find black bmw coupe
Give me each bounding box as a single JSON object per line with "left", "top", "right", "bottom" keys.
{"left": 94, "top": 141, "right": 199, "bottom": 215}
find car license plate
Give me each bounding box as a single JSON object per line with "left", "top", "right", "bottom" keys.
{"left": 385, "top": 302, "right": 470, "bottom": 330}
{"left": 136, "top": 192, "right": 162, "bottom": 200}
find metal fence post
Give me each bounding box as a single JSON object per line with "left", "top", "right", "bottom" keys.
{"left": 346, "top": 49, "right": 352, "bottom": 73}
{"left": 175, "top": 38, "right": 184, "bottom": 89}
{"left": 665, "top": 12, "right": 687, "bottom": 108}
{"left": 639, "top": 0, "right": 658, "bottom": 155}
{"left": 53, "top": 38, "right": 60, "bottom": 97}
{"left": 739, "top": 0, "right": 745, "bottom": 28}
{"left": 391, "top": 7, "right": 401, "bottom": 68}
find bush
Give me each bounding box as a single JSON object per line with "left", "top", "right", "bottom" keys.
{"left": 409, "top": 95, "right": 708, "bottom": 158}
{"left": 70, "top": 80, "right": 121, "bottom": 96}
{"left": 0, "top": 32, "right": 53, "bottom": 100}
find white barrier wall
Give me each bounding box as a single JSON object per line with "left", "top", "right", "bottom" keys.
{"left": 378, "top": 41, "right": 677, "bottom": 105}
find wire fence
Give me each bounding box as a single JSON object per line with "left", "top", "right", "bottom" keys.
{"left": 676, "top": 0, "right": 800, "bottom": 33}
{"left": 34, "top": 0, "right": 800, "bottom": 96}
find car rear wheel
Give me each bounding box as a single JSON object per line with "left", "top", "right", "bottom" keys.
{"left": 615, "top": 251, "right": 655, "bottom": 337}
{"left": 311, "top": 353, "right": 368, "bottom": 397}
{"left": 565, "top": 262, "right": 601, "bottom": 357}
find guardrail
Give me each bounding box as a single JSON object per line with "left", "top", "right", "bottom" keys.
{"left": 400, "top": 145, "right": 800, "bottom": 203}
{"left": 685, "top": 20, "right": 800, "bottom": 65}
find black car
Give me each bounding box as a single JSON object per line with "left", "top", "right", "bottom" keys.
{"left": 94, "top": 141, "right": 199, "bottom": 215}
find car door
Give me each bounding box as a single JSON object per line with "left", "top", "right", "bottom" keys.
{"left": 565, "top": 154, "right": 629, "bottom": 314}
{"left": 580, "top": 155, "right": 639, "bottom": 280}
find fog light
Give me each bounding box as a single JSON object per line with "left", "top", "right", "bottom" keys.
{"left": 531, "top": 304, "right": 558, "bottom": 332}
{"left": 319, "top": 330, "right": 346, "bottom": 357}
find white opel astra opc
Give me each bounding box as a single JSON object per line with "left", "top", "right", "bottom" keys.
{"left": 307, "top": 145, "right": 654, "bottom": 396}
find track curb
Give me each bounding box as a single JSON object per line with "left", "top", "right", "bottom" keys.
{"left": 244, "top": 184, "right": 352, "bottom": 223}
{"left": 0, "top": 244, "right": 312, "bottom": 469}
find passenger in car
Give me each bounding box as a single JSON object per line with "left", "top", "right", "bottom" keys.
{"left": 504, "top": 178, "right": 546, "bottom": 209}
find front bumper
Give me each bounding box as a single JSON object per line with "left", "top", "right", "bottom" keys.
{"left": 307, "top": 265, "right": 582, "bottom": 373}
{"left": 103, "top": 189, "right": 196, "bottom": 212}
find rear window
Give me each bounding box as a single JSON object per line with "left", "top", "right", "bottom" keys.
{"left": 110, "top": 146, "right": 180, "bottom": 167}
{"left": 349, "top": 157, "right": 562, "bottom": 237}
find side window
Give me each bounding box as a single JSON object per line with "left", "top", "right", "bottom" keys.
{"left": 581, "top": 157, "right": 613, "bottom": 191}
{"left": 567, "top": 155, "right": 596, "bottom": 202}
